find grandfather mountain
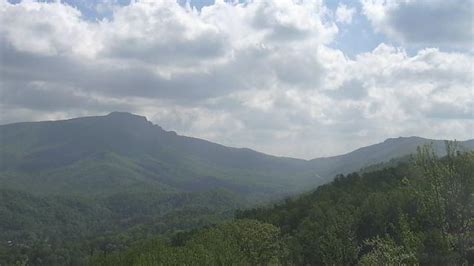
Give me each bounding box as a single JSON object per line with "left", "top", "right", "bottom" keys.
{"left": 1, "top": 111, "right": 472, "bottom": 199}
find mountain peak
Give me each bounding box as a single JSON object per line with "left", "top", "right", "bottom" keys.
{"left": 102, "top": 112, "right": 158, "bottom": 130}
{"left": 106, "top": 111, "right": 147, "bottom": 121}
{"left": 103, "top": 111, "right": 167, "bottom": 130}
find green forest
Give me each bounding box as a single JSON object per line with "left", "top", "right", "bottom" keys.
{"left": 90, "top": 144, "right": 473, "bottom": 265}
{"left": 1, "top": 0, "right": 472, "bottom": 264}
{"left": 3, "top": 143, "right": 468, "bottom": 265}
{"left": 0, "top": 188, "right": 244, "bottom": 265}
{"left": 3, "top": 113, "right": 472, "bottom": 265}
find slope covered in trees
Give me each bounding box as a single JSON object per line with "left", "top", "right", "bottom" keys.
{"left": 240, "top": 143, "right": 474, "bottom": 265}
{"left": 1, "top": 112, "right": 473, "bottom": 265}
{"left": 92, "top": 144, "right": 473, "bottom": 265}
{"left": 0, "top": 188, "right": 245, "bottom": 265}
{"left": 2, "top": 112, "right": 471, "bottom": 198}
{"left": 90, "top": 219, "right": 284, "bottom": 265}
{"left": 0, "top": 112, "right": 315, "bottom": 198}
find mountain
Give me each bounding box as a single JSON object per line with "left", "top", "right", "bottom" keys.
{"left": 0, "top": 112, "right": 314, "bottom": 198}
{"left": 236, "top": 149, "right": 474, "bottom": 265}
{"left": 309, "top": 136, "right": 474, "bottom": 179}
{"left": 1, "top": 112, "right": 472, "bottom": 198}
{"left": 91, "top": 147, "right": 474, "bottom": 265}
{"left": 1, "top": 112, "right": 472, "bottom": 265}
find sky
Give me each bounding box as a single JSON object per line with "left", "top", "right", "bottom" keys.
{"left": 0, "top": 0, "right": 473, "bottom": 159}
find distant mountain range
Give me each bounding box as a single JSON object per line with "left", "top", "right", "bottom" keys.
{"left": 1, "top": 112, "right": 473, "bottom": 264}
{"left": 310, "top": 135, "right": 474, "bottom": 179}
{"left": 1, "top": 112, "right": 472, "bottom": 199}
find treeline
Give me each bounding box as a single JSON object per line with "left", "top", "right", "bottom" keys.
{"left": 92, "top": 143, "right": 473, "bottom": 265}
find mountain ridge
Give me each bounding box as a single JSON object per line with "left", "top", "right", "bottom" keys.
{"left": 2, "top": 112, "right": 471, "bottom": 162}
{"left": 1, "top": 112, "right": 472, "bottom": 199}
{"left": 0, "top": 112, "right": 313, "bottom": 198}
{"left": 1, "top": 112, "right": 472, "bottom": 265}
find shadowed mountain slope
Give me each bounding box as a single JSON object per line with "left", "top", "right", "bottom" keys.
{"left": 1, "top": 112, "right": 472, "bottom": 197}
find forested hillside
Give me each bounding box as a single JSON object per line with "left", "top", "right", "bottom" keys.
{"left": 0, "top": 112, "right": 312, "bottom": 264}
{"left": 3, "top": 113, "right": 471, "bottom": 198}
{"left": 91, "top": 144, "right": 473, "bottom": 265}
{"left": 0, "top": 188, "right": 245, "bottom": 265}
{"left": 1, "top": 113, "right": 472, "bottom": 265}
{"left": 0, "top": 112, "right": 314, "bottom": 197}
{"left": 239, "top": 145, "right": 473, "bottom": 265}
{"left": 2, "top": 0, "right": 471, "bottom": 264}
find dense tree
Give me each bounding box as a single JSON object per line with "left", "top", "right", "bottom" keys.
{"left": 414, "top": 142, "right": 474, "bottom": 264}
{"left": 239, "top": 143, "right": 473, "bottom": 265}
{"left": 0, "top": 189, "right": 243, "bottom": 265}
{"left": 90, "top": 219, "right": 283, "bottom": 265}
{"left": 2, "top": 143, "right": 472, "bottom": 265}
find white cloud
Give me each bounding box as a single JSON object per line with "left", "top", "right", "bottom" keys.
{"left": 0, "top": 1, "right": 97, "bottom": 57}
{"left": 0, "top": 0, "right": 472, "bottom": 159}
{"left": 336, "top": 4, "right": 356, "bottom": 24}
{"left": 100, "top": 1, "right": 227, "bottom": 67}
{"left": 361, "top": 0, "right": 473, "bottom": 49}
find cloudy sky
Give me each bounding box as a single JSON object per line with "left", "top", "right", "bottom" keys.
{"left": 0, "top": 0, "right": 473, "bottom": 159}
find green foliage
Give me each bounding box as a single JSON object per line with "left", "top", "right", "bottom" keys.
{"left": 239, "top": 143, "right": 473, "bottom": 265}
{"left": 359, "top": 236, "right": 417, "bottom": 265}
{"left": 0, "top": 112, "right": 320, "bottom": 198}
{"left": 90, "top": 219, "right": 283, "bottom": 265}
{"left": 0, "top": 189, "right": 243, "bottom": 265}
{"left": 292, "top": 204, "right": 359, "bottom": 265}
{"left": 0, "top": 112, "right": 323, "bottom": 264}
{"left": 414, "top": 142, "right": 474, "bottom": 264}
{"left": 1, "top": 127, "right": 472, "bottom": 265}
{"left": 93, "top": 143, "right": 472, "bottom": 265}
